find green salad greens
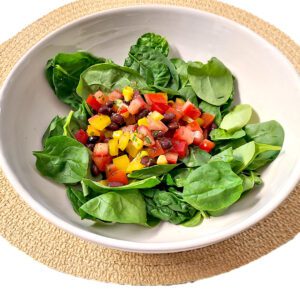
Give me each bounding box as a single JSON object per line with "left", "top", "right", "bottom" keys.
{"left": 34, "top": 32, "right": 284, "bottom": 228}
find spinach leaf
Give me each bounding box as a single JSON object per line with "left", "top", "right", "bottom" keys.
{"left": 135, "top": 32, "right": 169, "bottom": 56}
{"left": 76, "top": 63, "right": 148, "bottom": 100}
{"left": 210, "top": 147, "right": 234, "bottom": 163}
{"left": 240, "top": 171, "right": 263, "bottom": 193}
{"left": 124, "top": 45, "right": 179, "bottom": 89}
{"left": 245, "top": 120, "right": 284, "bottom": 170}
{"left": 181, "top": 146, "right": 211, "bottom": 167}
{"left": 210, "top": 128, "right": 246, "bottom": 141}
{"left": 144, "top": 189, "right": 197, "bottom": 225}
{"left": 33, "top": 136, "right": 90, "bottom": 184}
{"left": 128, "top": 164, "right": 179, "bottom": 179}
{"left": 178, "top": 86, "right": 198, "bottom": 106}
{"left": 181, "top": 212, "right": 203, "bottom": 227}
{"left": 46, "top": 52, "right": 106, "bottom": 109}
{"left": 171, "top": 58, "right": 188, "bottom": 88}
{"left": 219, "top": 104, "right": 252, "bottom": 132}
{"left": 214, "top": 137, "right": 246, "bottom": 153}
{"left": 183, "top": 161, "right": 243, "bottom": 211}
{"left": 231, "top": 141, "right": 256, "bottom": 173}
{"left": 187, "top": 58, "right": 233, "bottom": 106}
{"left": 168, "top": 167, "right": 194, "bottom": 187}
{"left": 199, "top": 101, "right": 222, "bottom": 126}
{"left": 79, "top": 190, "right": 147, "bottom": 225}
{"left": 42, "top": 116, "right": 65, "bottom": 146}
{"left": 81, "top": 176, "right": 160, "bottom": 196}
{"left": 66, "top": 186, "right": 89, "bottom": 218}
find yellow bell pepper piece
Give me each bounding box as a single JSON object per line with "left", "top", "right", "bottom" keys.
{"left": 113, "top": 130, "right": 123, "bottom": 139}
{"left": 88, "top": 114, "right": 111, "bottom": 130}
{"left": 108, "top": 139, "right": 119, "bottom": 156}
{"left": 86, "top": 125, "right": 101, "bottom": 136}
{"left": 126, "top": 157, "right": 145, "bottom": 173}
{"left": 149, "top": 111, "right": 164, "bottom": 121}
{"left": 137, "top": 117, "right": 149, "bottom": 126}
{"left": 123, "top": 86, "right": 134, "bottom": 102}
{"left": 130, "top": 133, "right": 144, "bottom": 150}
{"left": 126, "top": 141, "right": 140, "bottom": 158}
{"left": 118, "top": 132, "right": 130, "bottom": 151}
{"left": 139, "top": 150, "right": 149, "bottom": 158}
{"left": 99, "top": 180, "right": 108, "bottom": 186}
{"left": 113, "top": 155, "right": 130, "bottom": 172}
{"left": 157, "top": 155, "right": 168, "bottom": 165}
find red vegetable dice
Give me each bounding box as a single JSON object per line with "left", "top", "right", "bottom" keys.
{"left": 107, "top": 169, "right": 128, "bottom": 185}
{"left": 74, "top": 129, "right": 88, "bottom": 145}
{"left": 182, "top": 100, "right": 201, "bottom": 119}
{"left": 165, "top": 152, "right": 179, "bottom": 164}
{"left": 92, "top": 155, "right": 112, "bottom": 172}
{"left": 173, "top": 126, "right": 194, "bottom": 145}
{"left": 199, "top": 139, "right": 215, "bottom": 153}
{"left": 86, "top": 94, "right": 101, "bottom": 111}
{"left": 201, "top": 113, "right": 215, "bottom": 128}
{"left": 171, "top": 139, "right": 188, "bottom": 158}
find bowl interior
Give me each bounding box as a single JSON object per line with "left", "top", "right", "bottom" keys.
{"left": 0, "top": 6, "right": 299, "bottom": 252}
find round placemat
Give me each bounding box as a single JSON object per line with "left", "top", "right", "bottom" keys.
{"left": 0, "top": 0, "right": 299, "bottom": 286}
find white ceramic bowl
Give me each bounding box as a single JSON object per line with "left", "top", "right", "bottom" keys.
{"left": 0, "top": 5, "right": 299, "bottom": 253}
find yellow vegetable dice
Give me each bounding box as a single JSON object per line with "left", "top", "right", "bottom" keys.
{"left": 99, "top": 180, "right": 108, "bottom": 186}
{"left": 88, "top": 114, "right": 111, "bottom": 130}
{"left": 138, "top": 117, "right": 149, "bottom": 126}
{"left": 86, "top": 125, "right": 101, "bottom": 136}
{"left": 123, "top": 86, "right": 134, "bottom": 102}
{"left": 157, "top": 155, "right": 168, "bottom": 165}
{"left": 113, "top": 130, "right": 123, "bottom": 139}
{"left": 108, "top": 139, "right": 119, "bottom": 156}
{"left": 130, "top": 133, "right": 143, "bottom": 150}
{"left": 126, "top": 157, "right": 145, "bottom": 173}
{"left": 118, "top": 132, "right": 130, "bottom": 151}
{"left": 113, "top": 155, "right": 130, "bottom": 172}
{"left": 126, "top": 141, "right": 140, "bottom": 158}
{"left": 149, "top": 111, "right": 164, "bottom": 121}
{"left": 139, "top": 150, "right": 149, "bottom": 158}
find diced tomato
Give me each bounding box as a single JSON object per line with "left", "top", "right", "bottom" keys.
{"left": 147, "top": 140, "right": 165, "bottom": 158}
{"left": 171, "top": 139, "right": 188, "bottom": 158}
{"left": 165, "top": 152, "right": 178, "bottom": 164}
{"left": 105, "top": 164, "right": 118, "bottom": 178}
{"left": 201, "top": 113, "right": 215, "bottom": 128}
{"left": 107, "top": 169, "right": 128, "bottom": 185}
{"left": 199, "top": 139, "right": 215, "bottom": 153}
{"left": 128, "top": 97, "right": 146, "bottom": 114}
{"left": 108, "top": 89, "right": 123, "bottom": 101}
{"left": 166, "top": 107, "right": 183, "bottom": 121}
{"left": 151, "top": 102, "right": 169, "bottom": 114}
{"left": 137, "top": 126, "right": 155, "bottom": 146}
{"left": 122, "top": 125, "right": 137, "bottom": 133}
{"left": 74, "top": 129, "right": 88, "bottom": 145}
{"left": 144, "top": 93, "right": 168, "bottom": 106}
{"left": 94, "top": 90, "right": 108, "bottom": 105}
{"left": 86, "top": 94, "right": 101, "bottom": 111}
{"left": 125, "top": 114, "right": 136, "bottom": 125}
{"left": 187, "top": 120, "right": 201, "bottom": 131}
{"left": 193, "top": 130, "right": 204, "bottom": 145}
{"left": 92, "top": 155, "right": 112, "bottom": 172}
{"left": 93, "top": 143, "right": 109, "bottom": 156}
{"left": 173, "top": 126, "right": 194, "bottom": 145}
{"left": 147, "top": 118, "right": 168, "bottom": 132}
{"left": 182, "top": 100, "right": 201, "bottom": 119}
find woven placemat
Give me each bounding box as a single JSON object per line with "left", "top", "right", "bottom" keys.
{"left": 0, "top": 0, "right": 299, "bottom": 286}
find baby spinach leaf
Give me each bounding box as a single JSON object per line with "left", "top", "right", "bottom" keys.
{"left": 66, "top": 186, "right": 90, "bottom": 218}
{"left": 42, "top": 116, "right": 65, "bottom": 146}
{"left": 178, "top": 86, "right": 198, "bottom": 106}
{"left": 81, "top": 176, "right": 160, "bottom": 196}
{"left": 33, "top": 136, "right": 90, "bottom": 184}
{"left": 168, "top": 167, "right": 194, "bottom": 187}
{"left": 181, "top": 212, "right": 203, "bottom": 227}
{"left": 135, "top": 32, "right": 169, "bottom": 56}
{"left": 46, "top": 52, "right": 106, "bottom": 109}
{"left": 128, "top": 164, "right": 179, "bottom": 179}
{"left": 214, "top": 137, "right": 246, "bottom": 153}
{"left": 187, "top": 58, "right": 233, "bottom": 106}
{"left": 199, "top": 101, "right": 222, "bottom": 126}
{"left": 245, "top": 120, "right": 284, "bottom": 170}
{"left": 207, "top": 207, "right": 228, "bottom": 217}
{"left": 181, "top": 146, "right": 211, "bottom": 167}
{"left": 210, "top": 147, "right": 234, "bottom": 163}
{"left": 219, "top": 104, "right": 252, "bottom": 132}
{"left": 79, "top": 190, "right": 147, "bottom": 225}
{"left": 183, "top": 161, "right": 243, "bottom": 211}
{"left": 171, "top": 58, "right": 188, "bottom": 88}
{"left": 231, "top": 141, "right": 256, "bottom": 173}
{"left": 76, "top": 63, "right": 148, "bottom": 100}
{"left": 210, "top": 128, "right": 246, "bottom": 141}
{"left": 144, "top": 189, "right": 197, "bottom": 225}
{"left": 240, "top": 171, "right": 263, "bottom": 193}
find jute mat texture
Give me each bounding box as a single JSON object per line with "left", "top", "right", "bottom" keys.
{"left": 0, "top": 0, "right": 299, "bottom": 286}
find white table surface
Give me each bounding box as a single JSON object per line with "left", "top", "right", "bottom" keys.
{"left": 0, "top": 1, "right": 299, "bottom": 299}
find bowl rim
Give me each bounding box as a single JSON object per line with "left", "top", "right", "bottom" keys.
{"left": 0, "top": 4, "right": 299, "bottom": 253}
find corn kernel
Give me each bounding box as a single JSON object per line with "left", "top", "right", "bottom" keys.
{"left": 99, "top": 180, "right": 108, "bottom": 186}
{"left": 157, "top": 155, "right": 168, "bottom": 165}
{"left": 118, "top": 132, "right": 130, "bottom": 151}
{"left": 126, "top": 141, "right": 140, "bottom": 158}
{"left": 149, "top": 111, "right": 164, "bottom": 121}
{"left": 108, "top": 139, "right": 119, "bottom": 156}
{"left": 88, "top": 114, "right": 111, "bottom": 130}
{"left": 86, "top": 125, "right": 101, "bottom": 136}
{"left": 113, "top": 130, "right": 123, "bottom": 139}
{"left": 122, "top": 86, "right": 134, "bottom": 102}
{"left": 138, "top": 117, "right": 149, "bottom": 126}
{"left": 113, "top": 155, "right": 130, "bottom": 172}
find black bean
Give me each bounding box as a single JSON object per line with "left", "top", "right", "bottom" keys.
{"left": 108, "top": 181, "right": 125, "bottom": 187}
{"left": 91, "top": 163, "right": 100, "bottom": 177}
{"left": 136, "top": 109, "right": 150, "bottom": 120}
{"left": 111, "top": 113, "right": 124, "bottom": 125}
{"left": 141, "top": 156, "right": 156, "bottom": 167}
{"left": 106, "top": 122, "right": 119, "bottom": 131}
{"left": 168, "top": 121, "right": 179, "bottom": 130}
{"left": 152, "top": 130, "right": 165, "bottom": 139}
{"left": 98, "top": 105, "right": 112, "bottom": 115}
{"left": 159, "top": 137, "right": 172, "bottom": 150}
{"left": 87, "top": 136, "right": 100, "bottom": 144}
{"left": 86, "top": 143, "right": 95, "bottom": 151}
{"left": 106, "top": 101, "right": 114, "bottom": 108}
{"left": 162, "top": 112, "right": 175, "bottom": 123}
